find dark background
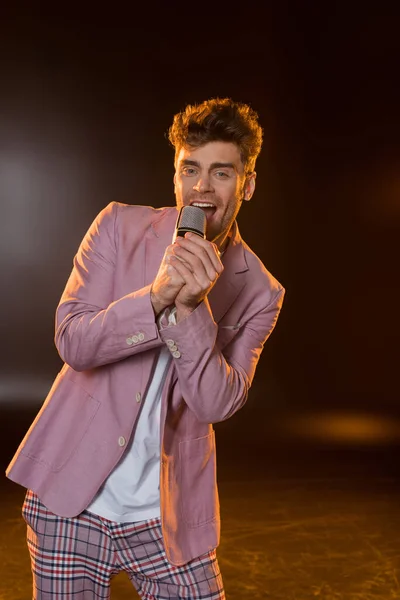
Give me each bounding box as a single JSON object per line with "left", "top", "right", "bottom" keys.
{"left": 1, "top": 3, "right": 399, "bottom": 469}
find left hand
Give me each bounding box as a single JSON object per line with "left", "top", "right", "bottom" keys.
{"left": 169, "top": 233, "right": 224, "bottom": 320}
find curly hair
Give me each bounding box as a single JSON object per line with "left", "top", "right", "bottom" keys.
{"left": 168, "top": 98, "right": 263, "bottom": 173}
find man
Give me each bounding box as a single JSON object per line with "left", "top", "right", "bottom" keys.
{"left": 6, "top": 98, "right": 285, "bottom": 599}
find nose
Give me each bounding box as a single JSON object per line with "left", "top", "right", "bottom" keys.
{"left": 193, "top": 173, "right": 213, "bottom": 194}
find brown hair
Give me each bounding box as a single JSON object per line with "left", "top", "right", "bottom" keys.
{"left": 168, "top": 98, "right": 263, "bottom": 173}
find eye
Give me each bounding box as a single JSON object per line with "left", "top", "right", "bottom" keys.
{"left": 214, "top": 171, "right": 229, "bottom": 179}
{"left": 181, "top": 167, "right": 197, "bottom": 176}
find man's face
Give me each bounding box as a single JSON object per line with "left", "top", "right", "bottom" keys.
{"left": 174, "top": 141, "right": 255, "bottom": 247}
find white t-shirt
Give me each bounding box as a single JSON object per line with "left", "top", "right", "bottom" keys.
{"left": 86, "top": 311, "right": 176, "bottom": 523}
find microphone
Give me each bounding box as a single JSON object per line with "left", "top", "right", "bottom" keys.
{"left": 173, "top": 206, "right": 206, "bottom": 241}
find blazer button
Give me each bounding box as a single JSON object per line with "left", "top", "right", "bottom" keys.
{"left": 172, "top": 350, "right": 181, "bottom": 358}
{"left": 126, "top": 337, "right": 134, "bottom": 346}
{"left": 131, "top": 335, "right": 139, "bottom": 344}
{"left": 166, "top": 339, "right": 175, "bottom": 348}
{"left": 136, "top": 392, "right": 142, "bottom": 403}
{"left": 138, "top": 332, "right": 145, "bottom": 341}
{"left": 118, "top": 436, "right": 126, "bottom": 447}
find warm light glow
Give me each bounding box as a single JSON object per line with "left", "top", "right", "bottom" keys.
{"left": 283, "top": 411, "right": 400, "bottom": 445}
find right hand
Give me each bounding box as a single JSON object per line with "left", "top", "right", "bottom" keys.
{"left": 150, "top": 244, "right": 186, "bottom": 316}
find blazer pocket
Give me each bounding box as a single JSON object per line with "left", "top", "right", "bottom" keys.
{"left": 179, "top": 432, "right": 219, "bottom": 528}
{"left": 21, "top": 375, "right": 100, "bottom": 472}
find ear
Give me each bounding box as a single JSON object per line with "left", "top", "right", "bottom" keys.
{"left": 243, "top": 172, "right": 256, "bottom": 202}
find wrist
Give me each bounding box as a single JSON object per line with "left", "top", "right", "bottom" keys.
{"left": 175, "top": 302, "right": 198, "bottom": 323}
{"left": 150, "top": 287, "right": 168, "bottom": 317}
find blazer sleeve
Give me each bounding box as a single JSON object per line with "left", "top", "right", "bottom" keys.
{"left": 55, "top": 202, "right": 164, "bottom": 371}
{"left": 159, "top": 287, "right": 285, "bottom": 423}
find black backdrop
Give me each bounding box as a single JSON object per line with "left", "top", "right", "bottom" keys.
{"left": 0, "top": 4, "right": 398, "bottom": 451}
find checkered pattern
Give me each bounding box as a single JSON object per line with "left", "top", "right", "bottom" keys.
{"left": 22, "top": 490, "right": 225, "bottom": 599}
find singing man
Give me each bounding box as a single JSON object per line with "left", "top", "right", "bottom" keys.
{"left": 7, "top": 98, "right": 285, "bottom": 599}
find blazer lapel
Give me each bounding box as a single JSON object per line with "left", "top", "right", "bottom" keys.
{"left": 208, "top": 221, "right": 248, "bottom": 323}
{"left": 143, "top": 207, "right": 179, "bottom": 287}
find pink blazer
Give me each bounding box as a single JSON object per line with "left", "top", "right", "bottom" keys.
{"left": 6, "top": 202, "right": 285, "bottom": 565}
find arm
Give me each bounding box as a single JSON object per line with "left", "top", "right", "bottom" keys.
{"left": 55, "top": 203, "right": 166, "bottom": 371}
{"left": 163, "top": 232, "right": 285, "bottom": 422}
{"left": 159, "top": 289, "right": 285, "bottom": 423}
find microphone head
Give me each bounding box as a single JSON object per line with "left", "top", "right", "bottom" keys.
{"left": 176, "top": 205, "right": 206, "bottom": 238}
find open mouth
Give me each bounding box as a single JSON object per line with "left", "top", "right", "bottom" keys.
{"left": 190, "top": 202, "right": 217, "bottom": 218}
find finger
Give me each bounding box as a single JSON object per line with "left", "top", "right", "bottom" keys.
{"left": 183, "top": 233, "right": 224, "bottom": 273}
{"left": 166, "top": 263, "right": 185, "bottom": 284}
{"left": 166, "top": 262, "right": 185, "bottom": 281}
{"left": 169, "top": 256, "right": 204, "bottom": 293}
{"left": 165, "top": 244, "right": 196, "bottom": 274}
{"left": 175, "top": 237, "right": 222, "bottom": 279}
{"left": 173, "top": 244, "right": 217, "bottom": 283}
{"left": 184, "top": 232, "right": 224, "bottom": 272}
{"left": 174, "top": 235, "right": 221, "bottom": 272}
{"left": 166, "top": 250, "right": 190, "bottom": 269}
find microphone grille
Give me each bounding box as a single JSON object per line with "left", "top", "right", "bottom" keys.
{"left": 177, "top": 206, "right": 206, "bottom": 237}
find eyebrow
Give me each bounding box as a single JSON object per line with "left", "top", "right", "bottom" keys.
{"left": 180, "top": 159, "right": 237, "bottom": 171}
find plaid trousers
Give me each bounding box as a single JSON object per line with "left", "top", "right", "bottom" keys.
{"left": 22, "top": 490, "right": 225, "bottom": 600}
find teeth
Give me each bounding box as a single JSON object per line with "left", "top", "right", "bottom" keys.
{"left": 192, "top": 203, "right": 215, "bottom": 208}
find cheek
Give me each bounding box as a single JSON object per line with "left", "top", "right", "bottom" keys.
{"left": 179, "top": 180, "right": 191, "bottom": 196}
{"left": 174, "top": 180, "right": 187, "bottom": 201}
{"left": 221, "top": 187, "right": 241, "bottom": 211}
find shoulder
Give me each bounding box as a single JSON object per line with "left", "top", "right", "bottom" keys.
{"left": 93, "top": 202, "right": 176, "bottom": 235}
{"left": 100, "top": 202, "right": 175, "bottom": 222}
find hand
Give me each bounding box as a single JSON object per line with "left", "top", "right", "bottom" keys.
{"left": 150, "top": 244, "right": 186, "bottom": 316}
{"left": 169, "top": 233, "right": 224, "bottom": 321}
